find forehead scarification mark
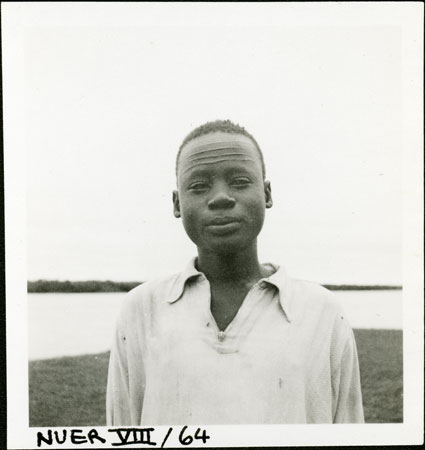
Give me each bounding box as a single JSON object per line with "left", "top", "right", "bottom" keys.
{"left": 182, "top": 139, "right": 258, "bottom": 156}
{"left": 189, "top": 152, "right": 250, "bottom": 162}
{"left": 181, "top": 157, "right": 255, "bottom": 175}
{"left": 178, "top": 135, "right": 262, "bottom": 182}
{"left": 189, "top": 148, "right": 250, "bottom": 159}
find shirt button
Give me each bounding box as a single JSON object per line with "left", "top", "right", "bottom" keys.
{"left": 217, "top": 331, "right": 225, "bottom": 342}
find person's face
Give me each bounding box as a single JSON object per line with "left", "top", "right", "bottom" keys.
{"left": 173, "top": 131, "right": 272, "bottom": 255}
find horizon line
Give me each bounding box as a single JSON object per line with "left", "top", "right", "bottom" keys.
{"left": 27, "top": 279, "right": 402, "bottom": 293}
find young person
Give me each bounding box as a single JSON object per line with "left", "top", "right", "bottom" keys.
{"left": 106, "top": 120, "right": 364, "bottom": 425}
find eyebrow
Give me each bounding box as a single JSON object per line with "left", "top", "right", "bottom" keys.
{"left": 182, "top": 168, "right": 210, "bottom": 179}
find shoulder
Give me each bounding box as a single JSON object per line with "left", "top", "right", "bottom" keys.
{"left": 117, "top": 271, "right": 181, "bottom": 322}
{"left": 128, "top": 272, "right": 180, "bottom": 300}
{"left": 289, "top": 278, "right": 354, "bottom": 353}
{"left": 289, "top": 278, "right": 351, "bottom": 329}
{"left": 290, "top": 278, "right": 341, "bottom": 311}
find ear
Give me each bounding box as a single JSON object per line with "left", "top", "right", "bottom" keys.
{"left": 172, "top": 190, "right": 181, "bottom": 218}
{"left": 264, "top": 180, "right": 273, "bottom": 208}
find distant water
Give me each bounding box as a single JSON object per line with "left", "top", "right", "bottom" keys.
{"left": 334, "top": 290, "right": 402, "bottom": 330}
{"left": 28, "top": 290, "right": 402, "bottom": 360}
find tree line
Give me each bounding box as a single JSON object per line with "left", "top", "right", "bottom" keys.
{"left": 27, "top": 280, "right": 401, "bottom": 293}
{"left": 27, "top": 280, "right": 142, "bottom": 293}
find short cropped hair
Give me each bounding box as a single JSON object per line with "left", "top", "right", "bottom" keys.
{"left": 176, "top": 119, "right": 266, "bottom": 178}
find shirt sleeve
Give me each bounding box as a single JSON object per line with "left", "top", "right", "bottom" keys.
{"left": 332, "top": 328, "right": 365, "bottom": 423}
{"left": 106, "top": 295, "right": 146, "bottom": 426}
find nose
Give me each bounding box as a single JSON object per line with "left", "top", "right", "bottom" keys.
{"left": 207, "top": 183, "right": 236, "bottom": 209}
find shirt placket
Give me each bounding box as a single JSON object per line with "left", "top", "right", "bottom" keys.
{"left": 198, "top": 278, "right": 267, "bottom": 354}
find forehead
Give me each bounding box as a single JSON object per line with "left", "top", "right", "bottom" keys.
{"left": 178, "top": 132, "right": 262, "bottom": 179}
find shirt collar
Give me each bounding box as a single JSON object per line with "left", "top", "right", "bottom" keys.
{"left": 167, "top": 257, "right": 203, "bottom": 304}
{"left": 260, "top": 262, "right": 292, "bottom": 322}
{"left": 167, "top": 258, "right": 292, "bottom": 322}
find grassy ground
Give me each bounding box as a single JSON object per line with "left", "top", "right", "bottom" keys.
{"left": 28, "top": 329, "right": 402, "bottom": 426}
{"left": 354, "top": 329, "right": 403, "bottom": 423}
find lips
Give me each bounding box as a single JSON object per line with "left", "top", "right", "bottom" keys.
{"left": 205, "top": 217, "right": 242, "bottom": 235}
{"left": 208, "top": 217, "right": 241, "bottom": 226}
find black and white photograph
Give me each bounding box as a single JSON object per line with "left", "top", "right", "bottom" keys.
{"left": 3, "top": 2, "right": 423, "bottom": 448}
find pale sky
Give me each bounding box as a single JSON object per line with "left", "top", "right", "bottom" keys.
{"left": 22, "top": 8, "right": 403, "bottom": 284}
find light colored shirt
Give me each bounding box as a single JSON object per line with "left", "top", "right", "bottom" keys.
{"left": 106, "top": 258, "right": 364, "bottom": 425}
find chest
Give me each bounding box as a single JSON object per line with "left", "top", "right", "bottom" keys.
{"left": 209, "top": 283, "right": 252, "bottom": 331}
{"left": 145, "top": 301, "right": 331, "bottom": 391}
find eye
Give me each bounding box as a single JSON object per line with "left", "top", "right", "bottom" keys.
{"left": 231, "top": 177, "right": 251, "bottom": 188}
{"left": 188, "top": 181, "right": 209, "bottom": 191}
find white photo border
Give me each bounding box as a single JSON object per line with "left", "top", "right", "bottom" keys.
{"left": 3, "top": 2, "right": 423, "bottom": 448}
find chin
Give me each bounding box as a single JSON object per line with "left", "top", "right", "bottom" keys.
{"left": 205, "top": 237, "right": 251, "bottom": 255}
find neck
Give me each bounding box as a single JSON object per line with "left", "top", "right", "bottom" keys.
{"left": 196, "top": 242, "right": 265, "bottom": 284}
